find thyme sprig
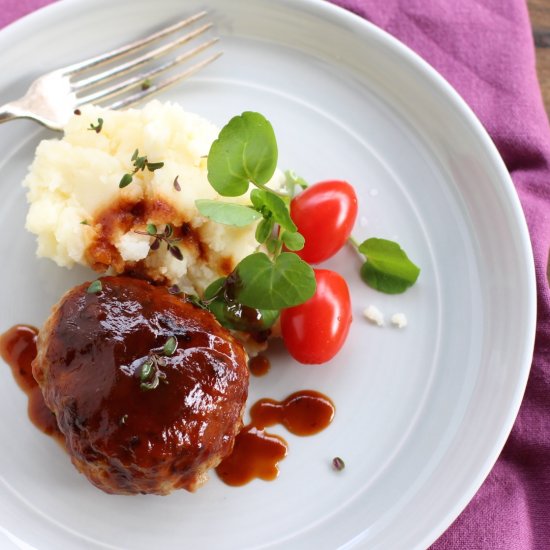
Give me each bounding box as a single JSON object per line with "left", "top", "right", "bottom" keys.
{"left": 139, "top": 336, "right": 178, "bottom": 391}
{"left": 88, "top": 118, "right": 103, "bottom": 133}
{"left": 134, "top": 223, "right": 184, "bottom": 260}
{"left": 119, "top": 149, "right": 165, "bottom": 188}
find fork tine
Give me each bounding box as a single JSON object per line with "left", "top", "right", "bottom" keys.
{"left": 72, "top": 23, "right": 213, "bottom": 91}
{"left": 103, "top": 52, "right": 222, "bottom": 111}
{"left": 62, "top": 11, "right": 208, "bottom": 76}
{"left": 76, "top": 39, "right": 219, "bottom": 106}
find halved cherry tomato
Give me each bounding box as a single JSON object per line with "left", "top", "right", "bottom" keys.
{"left": 280, "top": 269, "right": 352, "bottom": 364}
{"left": 290, "top": 180, "right": 358, "bottom": 264}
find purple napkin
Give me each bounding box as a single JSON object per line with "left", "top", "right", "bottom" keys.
{"left": 2, "top": 0, "right": 550, "bottom": 548}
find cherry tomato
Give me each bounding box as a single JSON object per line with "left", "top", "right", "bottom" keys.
{"left": 281, "top": 269, "right": 352, "bottom": 364}
{"left": 290, "top": 180, "right": 358, "bottom": 264}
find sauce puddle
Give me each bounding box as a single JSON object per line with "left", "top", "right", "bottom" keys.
{"left": 216, "top": 390, "right": 335, "bottom": 486}
{"left": 0, "top": 325, "right": 62, "bottom": 442}
{"left": 215, "top": 426, "right": 287, "bottom": 486}
{"left": 250, "top": 390, "right": 335, "bottom": 436}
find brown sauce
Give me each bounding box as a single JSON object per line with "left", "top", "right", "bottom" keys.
{"left": 2, "top": 326, "right": 335, "bottom": 490}
{"left": 0, "top": 325, "right": 62, "bottom": 442}
{"left": 248, "top": 355, "right": 270, "bottom": 377}
{"left": 215, "top": 426, "right": 288, "bottom": 486}
{"left": 250, "top": 390, "right": 335, "bottom": 436}
{"left": 216, "top": 390, "right": 335, "bottom": 486}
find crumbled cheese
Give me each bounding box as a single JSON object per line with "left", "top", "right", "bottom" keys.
{"left": 363, "top": 305, "right": 384, "bottom": 326}
{"left": 391, "top": 313, "right": 408, "bottom": 328}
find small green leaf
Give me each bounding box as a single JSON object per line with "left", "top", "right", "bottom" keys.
{"left": 358, "top": 238, "right": 420, "bottom": 294}
{"left": 80, "top": 220, "right": 89, "bottom": 225}
{"left": 208, "top": 299, "right": 279, "bottom": 332}
{"left": 146, "top": 223, "right": 157, "bottom": 236}
{"left": 86, "top": 280, "right": 102, "bottom": 294}
{"left": 207, "top": 112, "right": 278, "bottom": 197}
{"left": 204, "top": 277, "right": 279, "bottom": 332}
{"left": 235, "top": 252, "right": 316, "bottom": 309}
{"left": 131, "top": 149, "right": 139, "bottom": 161}
{"left": 140, "top": 359, "right": 154, "bottom": 382}
{"left": 147, "top": 161, "right": 164, "bottom": 172}
{"left": 162, "top": 336, "right": 177, "bottom": 356}
{"left": 266, "top": 238, "right": 279, "bottom": 255}
{"left": 88, "top": 117, "right": 104, "bottom": 133}
{"left": 119, "top": 173, "right": 133, "bottom": 188}
{"left": 255, "top": 217, "right": 274, "bottom": 244}
{"left": 204, "top": 278, "right": 226, "bottom": 301}
{"left": 281, "top": 231, "right": 305, "bottom": 251}
{"left": 250, "top": 189, "right": 296, "bottom": 233}
{"left": 195, "top": 199, "right": 262, "bottom": 227}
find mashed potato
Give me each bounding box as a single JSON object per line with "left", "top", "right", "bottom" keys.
{"left": 24, "top": 101, "right": 283, "bottom": 294}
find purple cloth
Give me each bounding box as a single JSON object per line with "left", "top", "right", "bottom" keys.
{"left": 2, "top": 0, "right": 549, "bottom": 548}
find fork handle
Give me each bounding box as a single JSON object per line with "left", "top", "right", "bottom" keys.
{"left": 0, "top": 102, "right": 22, "bottom": 125}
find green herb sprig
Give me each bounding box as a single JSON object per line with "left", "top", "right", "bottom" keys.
{"left": 194, "top": 111, "right": 316, "bottom": 329}
{"left": 139, "top": 335, "right": 178, "bottom": 391}
{"left": 88, "top": 118, "right": 103, "bottom": 133}
{"left": 134, "top": 223, "right": 184, "bottom": 261}
{"left": 119, "top": 149, "right": 165, "bottom": 188}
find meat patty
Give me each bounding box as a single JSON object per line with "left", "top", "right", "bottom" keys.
{"left": 32, "top": 276, "right": 249, "bottom": 495}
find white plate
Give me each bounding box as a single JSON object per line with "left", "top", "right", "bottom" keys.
{"left": 0, "top": 1, "right": 536, "bottom": 548}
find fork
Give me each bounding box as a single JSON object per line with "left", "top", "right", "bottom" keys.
{"left": 0, "top": 11, "right": 221, "bottom": 131}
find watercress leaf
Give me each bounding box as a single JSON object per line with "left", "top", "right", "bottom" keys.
{"left": 358, "top": 238, "right": 420, "bottom": 294}
{"left": 207, "top": 298, "right": 279, "bottom": 332}
{"left": 255, "top": 217, "right": 274, "bottom": 244}
{"left": 249, "top": 188, "right": 264, "bottom": 210}
{"left": 207, "top": 112, "right": 278, "bottom": 197}
{"left": 266, "top": 238, "right": 279, "bottom": 255}
{"left": 250, "top": 189, "right": 296, "bottom": 232}
{"left": 204, "top": 277, "right": 226, "bottom": 300}
{"left": 195, "top": 199, "right": 262, "bottom": 227}
{"left": 235, "top": 252, "right": 316, "bottom": 309}
{"left": 281, "top": 230, "right": 305, "bottom": 251}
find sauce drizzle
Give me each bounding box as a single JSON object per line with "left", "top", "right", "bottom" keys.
{"left": 250, "top": 390, "right": 335, "bottom": 436}
{"left": 248, "top": 355, "right": 270, "bottom": 377}
{"left": 0, "top": 325, "right": 62, "bottom": 441}
{"left": 216, "top": 390, "right": 335, "bottom": 486}
{"left": 215, "top": 426, "right": 287, "bottom": 487}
